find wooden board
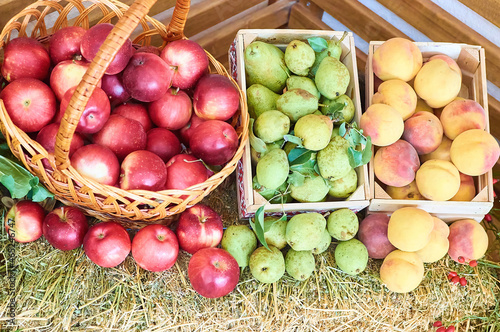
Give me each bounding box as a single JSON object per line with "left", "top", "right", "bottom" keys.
{"left": 458, "top": 0, "right": 500, "bottom": 29}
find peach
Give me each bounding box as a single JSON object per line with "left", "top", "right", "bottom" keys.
{"left": 434, "top": 97, "right": 465, "bottom": 119}
{"left": 440, "top": 99, "right": 487, "bottom": 140}
{"left": 450, "top": 129, "right": 500, "bottom": 176}
{"left": 450, "top": 173, "right": 476, "bottom": 201}
{"left": 414, "top": 56, "right": 462, "bottom": 108}
{"left": 419, "top": 136, "right": 452, "bottom": 163}
{"left": 448, "top": 219, "right": 488, "bottom": 263}
{"left": 372, "top": 38, "right": 423, "bottom": 82}
{"left": 387, "top": 207, "right": 434, "bottom": 252}
{"left": 415, "top": 160, "right": 461, "bottom": 201}
{"left": 386, "top": 180, "right": 424, "bottom": 200}
{"left": 415, "top": 98, "right": 433, "bottom": 113}
{"left": 403, "top": 111, "right": 443, "bottom": 155}
{"left": 415, "top": 217, "right": 450, "bottom": 263}
{"left": 428, "top": 54, "right": 462, "bottom": 77}
{"left": 371, "top": 79, "right": 417, "bottom": 120}
{"left": 374, "top": 140, "right": 420, "bottom": 187}
{"left": 380, "top": 250, "right": 424, "bottom": 293}
{"left": 360, "top": 104, "right": 404, "bottom": 147}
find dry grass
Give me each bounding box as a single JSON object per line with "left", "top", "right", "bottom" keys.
{"left": 0, "top": 176, "right": 499, "bottom": 331}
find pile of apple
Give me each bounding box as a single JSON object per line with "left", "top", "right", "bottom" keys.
{"left": 0, "top": 24, "right": 241, "bottom": 192}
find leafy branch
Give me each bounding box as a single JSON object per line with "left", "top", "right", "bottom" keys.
{"left": 338, "top": 121, "right": 372, "bottom": 169}
{"left": 249, "top": 206, "right": 287, "bottom": 251}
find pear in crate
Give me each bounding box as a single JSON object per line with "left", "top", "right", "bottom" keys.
{"left": 328, "top": 168, "right": 358, "bottom": 198}
{"left": 294, "top": 114, "right": 333, "bottom": 151}
{"left": 247, "top": 84, "right": 280, "bottom": 119}
{"left": 327, "top": 208, "right": 359, "bottom": 241}
{"left": 312, "top": 228, "right": 332, "bottom": 255}
{"left": 254, "top": 110, "right": 290, "bottom": 143}
{"left": 334, "top": 239, "right": 368, "bottom": 275}
{"left": 315, "top": 57, "right": 350, "bottom": 99}
{"left": 253, "top": 216, "right": 288, "bottom": 250}
{"left": 221, "top": 225, "right": 257, "bottom": 268}
{"left": 253, "top": 177, "right": 292, "bottom": 204}
{"left": 256, "top": 148, "right": 289, "bottom": 190}
{"left": 251, "top": 141, "right": 282, "bottom": 166}
{"left": 286, "top": 213, "right": 326, "bottom": 251}
{"left": 284, "top": 40, "right": 316, "bottom": 76}
{"left": 277, "top": 88, "right": 319, "bottom": 122}
{"left": 320, "top": 94, "right": 355, "bottom": 124}
{"left": 290, "top": 174, "right": 329, "bottom": 203}
{"left": 286, "top": 76, "right": 320, "bottom": 98}
{"left": 310, "top": 39, "right": 343, "bottom": 76}
{"left": 317, "top": 135, "right": 353, "bottom": 181}
{"left": 249, "top": 245, "right": 285, "bottom": 283}
{"left": 244, "top": 41, "right": 290, "bottom": 93}
{"left": 285, "top": 249, "right": 315, "bottom": 281}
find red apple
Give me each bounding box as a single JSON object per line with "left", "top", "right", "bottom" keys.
{"left": 50, "top": 60, "right": 100, "bottom": 101}
{"left": 135, "top": 45, "right": 161, "bottom": 56}
{"left": 71, "top": 144, "right": 120, "bottom": 185}
{"left": 93, "top": 114, "right": 147, "bottom": 160}
{"left": 193, "top": 74, "right": 240, "bottom": 121}
{"left": 160, "top": 39, "right": 209, "bottom": 90}
{"left": 42, "top": 206, "right": 89, "bottom": 251}
{"left": 176, "top": 204, "right": 223, "bottom": 254}
{"left": 122, "top": 52, "right": 173, "bottom": 102}
{"left": 112, "top": 103, "right": 152, "bottom": 132}
{"left": 190, "top": 120, "right": 239, "bottom": 165}
{"left": 1, "top": 37, "right": 51, "bottom": 82}
{"left": 4, "top": 200, "right": 45, "bottom": 243}
{"left": 101, "top": 73, "right": 131, "bottom": 107}
{"left": 120, "top": 150, "right": 167, "bottom": 191}
{"left": 36, "top": 123, "right": 85, "bottom": 169}
{"left": 0, "top": 78, "right": 56, "bottom": 132}
{"left": 80, "top": 23, "right": 133, "bottom": 75}
{"left": 49, "top": 26, "right": 87, "bottom": 64}
{"left": 165, "top": 154, "right": 209, "bottom": 190}
{"left": 83, "top": 221, "right": 131, "bottom": 268}
{"left": 188, "top": 247, "right": 240, "bottom": 298}
{"left": 146, "top": 128, "right": 181, "bottom": 163}
{"left": 131, "top": 224, "right": 179, "bottom": 272}
{"left": 148, "top": 88, "right": 192, "bottom": 130}
{"left": 179, "top": 113, "right": 207, "bottom": 145}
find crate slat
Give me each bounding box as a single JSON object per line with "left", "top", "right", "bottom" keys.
{"left": 457, "top": 0, "right": 500, "bottom": 29}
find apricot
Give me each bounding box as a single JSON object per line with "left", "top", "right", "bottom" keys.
{"left": 419, "top": 136, "right": 452, "bottom": 163}
{"left": 403, "top": 111, "right": 443, "bottom": 155}
{"left": 450, "top": 173, "right": 476, "bottom": 201}
{"left": 415, "top": 160, "right": 460, "bottom": 201}
{"left": 414, "top": 55, "right": 462, "bottom": 108}
{"left": 388, "top": 207, "right": 434, "bottom": 252}
{"left": 372, "top": 38, "right": 423, "bottom": 82}
{"left": 415, "top": 217, "right": 449, "bottom": 263}
{"left": 386, "top": 180, "right": 424, "bottom": 200}
{"left": 440, "top": 99, "right": 487, "bottom": 140}
{"left": 380, "top": 250, "right": 424, "bottom": 293}
{"left": 448, "top": 219, "right": 488, "bottom": 263}
{"left": 374, "top": 140, "right": 420, "bottom": 187}
{"left": 360, "top": 104, "right": 404, "bottom": 147}
{"left": 371, "top": 79, "right": 417, "bottom": 120}
{"left": 450, "top": 129, "right": 500, "bottom": 176}
{"left": 415, "top": 98, "right": 433, "bottom": 113}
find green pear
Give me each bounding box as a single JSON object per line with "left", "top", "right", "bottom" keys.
{"left": 317, "top": 135, "right": 352, "bottom": 181}
{"left": 251, "top": 141, "right": 282, "bottom": 166}
{"left": 256, "top": 148, "right": 289, "bottom": 190}
{"left": 249, "top": 246, "right": 285, "bottom": 283}
{"left": 283, "top": 141, "right": 297, "bottom": 155}
{"left": 315, "top": 57, "right": 350, "bottom": 99}
{"left": 312, "top": 228, "right": 332, "bottom": 255}
{"left": 290, "top": 174, "right": 329, "bottom": 203}
{"left": 221, "top": 225, "right": 257, "bottom": 267}
{"left": 327, "top": 208, "right": 359, "bottom": 241}
{"left": 328, "top": 168, "right": 358, "bottom": 198}
{"left": 245, "top": 41, "right": 290, "bottom": 93}
{"left": 286, "top": 76, "right": 320, "bottom": 99}
{"left": 277, "top": 89, "right": 319, "bottom": 122}
{"left": 284, "top": 40, "right": 315, "bottom": 76}
{"left": 320, "top": 94, "right": 355, "bottom": 124}
{"left": 334, "top": 239, "right": 368, "bottom": 276}
{"left": 254, "top": 110, "right": 290, "bottom": 143}
{"left": 294, "top": 114, "right": 333, "bottom": 151}
{"left": 285, "top": 249, "right": 315, "bottom": 281}
{"left": 310, "top": 39, "right": 344, "bottom": 76}
{"left": 286, "top": 213, "right": 326, "bottom": 251}
{"left": 252, "top": 216, "right": 288, "bottom": 249}
{"left": 247, "top": 84, "right": 280, "bottom": 119}
{"left": 331, "top": 126, "right": 341, "bottom": 139}
{"left": 253, "top": 178, "right": 292, "bottom": 204}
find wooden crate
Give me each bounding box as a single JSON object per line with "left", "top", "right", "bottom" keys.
{"left": 366, "top": 41, "right": 494, "bottom": 222}
{"left": 230, "top": 29, "right": 370, "bottom": 218}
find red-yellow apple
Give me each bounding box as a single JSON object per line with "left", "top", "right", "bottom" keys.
{"left": 193, "top": 74, "right": 240, "bottom": 121}
{"left": 4, "top": 200, "right": 45, "bottom": 243}
{"left": 149, "top": 88, "right": 192, "bottom": 130}
{"left": 120, "top": 150, "right": 167, "bottom": 191}
{"left": 71, "top": 144, "right": 120, "bottom": 185}
{"left": 83, "top": 221, "right": 131, "bottom": 268}
{"left": 1, "top": 37, "right": 51, "bottom": 82}
{"left": 165, "top": 154, "right": 209, "bottom": 190}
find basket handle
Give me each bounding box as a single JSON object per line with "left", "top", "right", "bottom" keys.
{"left": 54, "top": 0, "right": 191, "bottom": 171}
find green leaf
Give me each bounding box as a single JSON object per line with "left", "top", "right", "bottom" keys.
{"left": 324, "top": 102, "right": 345, "bottom": 115}
{"left": 289, "top": 148, "right": 313, "bottom": 166}
{"left": 249, "top": 118, "right": 267, "bottom": 153}
{"left": 307, "top": 37, "right": 328, "bottom": 52}
{"left": 361, "top": 136, "right": 373, "bottom": 165}
{"left": 339, "top": 122, "right": 347, "bottom": 137}
{"left": 348, "top": 147, "right": 363, "bottom": 169}
{"left": 287, "top": 171, "right": 305, "bottom": 187}
{"left": 290, "top": 159, "right": 317, "bottom": 176}
{"left": 283, "top": 134, "right": 304, "bottom": 148}
{"left": 249, "top": 206, "right": 272, "bottom": 251}
{"left": 288, "top": 148, "right": 309, "bottom": 164}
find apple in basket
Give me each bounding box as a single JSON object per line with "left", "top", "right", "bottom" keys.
{"left": 1, "top": 37, "right": 51, "bottom": 82}
{"left": 132, "top": 224, "right": 179, "bottom": 272}
{"left": 49, "top": 26, "right": 87, "bottom": 64}
{"left": 100, "top": 73, "right": 131, "bottom": 107}
{"left": 119, "top": 150, "right": 167, "bottom": 191}
{"left": 145, "top": 128, "right": 182, "bottom": 163}
{"left": 179, "top": 113, "right": 206, "bottom": 145}
{"left": 43, "top": 206, "right": 89, "bottom": 251}
{"left": 4, "top": 200, "right": 46, "bottom": 243}
{"left": 83, "top": 221, "right": 131, "bottom": 268}
{"left": 112, "top": 102, "right": 152, "bottom": 132}
{"left": 164, "top": 154, "right": 210, "bottom": 190}
{"left": 148, "top": 88, "right": 192, "bottom": 130}
{"left": 71, "top": 144, "right": 120, "bottom": 186}
{"left": 50, "top": 59, "right": 98, "bottom": 101}
{"left": 190, "top": 120, "right": 239, "bottom": 166}
{"left": 193, "top": 74, "right": 240, "bottom": 121}
{"left": 175, "top": 204, "right": 224, "bottom": 254}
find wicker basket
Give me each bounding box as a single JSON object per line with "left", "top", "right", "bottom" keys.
{"left": 0, "top": 0, "right": 249, "bottom": 227}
